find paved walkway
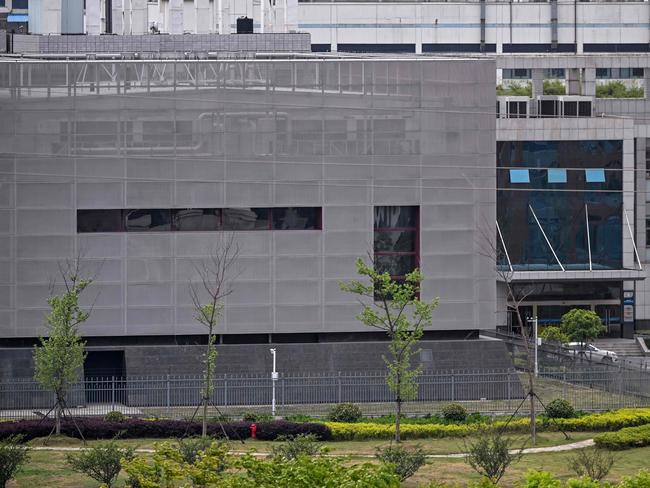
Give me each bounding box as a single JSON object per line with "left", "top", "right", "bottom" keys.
{"left": 30, "top": 438, "right": 595, "bottom": 458}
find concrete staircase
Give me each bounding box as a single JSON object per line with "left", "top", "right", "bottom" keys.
{"left": 593, "top": 338, "right": 646, "bottom": 357}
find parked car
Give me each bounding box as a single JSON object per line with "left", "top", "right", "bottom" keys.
{"left": 563, "top": 342, "right": 618, "bottom": 363}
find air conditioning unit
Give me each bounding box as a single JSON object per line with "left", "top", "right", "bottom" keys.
{"left": 536, "top": 95, "right": 593, "bottom": 118}
{"left": 497, "top": 96, "right": 530, "bottom": 119}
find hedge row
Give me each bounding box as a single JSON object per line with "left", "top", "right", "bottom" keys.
{"left": 327, "top": 408, "right": 650, "bottom": 441}
{"left": 326, "top": 421, "right": 475, "bottom": 441}
{"left": 0, "top": 419, "right": 331, "bottom": 442}
{"left": 594, "top": 423, "right": 650, "bottom": 450}
{"left": 550, "top": 409, "right": 650, "bottom": 432}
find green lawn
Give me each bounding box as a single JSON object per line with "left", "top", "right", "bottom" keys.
{"left": 9, "top": 433, "right": 647, "bottom": 487}
{"left": 26, "top": 430, "right": 593, "bottom": 454}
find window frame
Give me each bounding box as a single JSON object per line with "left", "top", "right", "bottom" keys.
{"left": 373, "top": 206, "right": 420, "bottom": 283}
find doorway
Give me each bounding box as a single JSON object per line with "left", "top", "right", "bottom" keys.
{"left": 83, "top": 351, "right": 126, "bottom": 404}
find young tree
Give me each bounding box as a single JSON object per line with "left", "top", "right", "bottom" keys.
{"left": 560, "top": 308, "right": 605, "bottom": 347}
{"left": 339, "top": 257, "right": 438, "bottom": 442}
{"left": 33, "top": 265, "right": 90, "bottom": 435}
{"left": 477, "top": 223, "right": 539, "bottom": 444}
{"left": 189, "top": 234, "right": 240, "bottom": 438}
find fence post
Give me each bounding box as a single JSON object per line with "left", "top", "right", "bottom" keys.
{"left": 451, "top": 374, "right": 455, "bottom": 402}
{"left": 111, "top": 376, "right": 115, "bottom": 412}
{"left": 166, "top": 375, "right": 171, "bottom": 417}
{"left": 507, "top": 372, "right": 511, "bottom": 403}
{"left": 337, "top": 372, "right": 342, "bottom": 404}
{"left": 224, "top": 375, "right": 228, "bottom": 407}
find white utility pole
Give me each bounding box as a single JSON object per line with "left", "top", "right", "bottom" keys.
{"left": 270, "top": 348, "right": 278, "bottom": 417}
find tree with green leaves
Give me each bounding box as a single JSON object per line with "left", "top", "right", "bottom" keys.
{"left": 33, "top": 265, "right": 90, "bottom": 436}
{"left": 560, "top": 308, "right": 605, "bottom": 347}
{"left": 539, "top": 326, "right": 569, "bottom": 345}
{"left": 340, "top": 258, "right": 438, "bottom": 442}
{"left": 189, "top": 234, "right": 240, "bottom": 438}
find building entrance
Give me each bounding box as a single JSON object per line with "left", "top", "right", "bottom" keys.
{"left": 510, "top": 281, "right": 623, "bottom": 338}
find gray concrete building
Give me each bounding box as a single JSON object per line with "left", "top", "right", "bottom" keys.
{"left": 0, "top": 53, "right": 498, "bottom": 376}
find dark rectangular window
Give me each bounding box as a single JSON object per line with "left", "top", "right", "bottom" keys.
{"left": 172, "top": 209, "right": 221, "bottom": 231}
{"left": 564, "top": 101, "right": 578, "bottom": 117}
{"left": 77, "top": 209, "right": 123, "bottom": 233}
{"left": 78, "top": 207, "right": 322, "bottom": 233}
{"left": 223, "top": 208, "right": 270, "bottom": 230}
{"left": 124, "top": 209, "right": 172, "bottom": 232}
{"left": 646, "top": 219, "right": 650, "bottom": 246}
{"left": 374, "top": 206, "right": 419, "bottom": 280}
{"left": 578, "top": 101, "right": 592, "bottom": 117}
{"left": 271, "top": 207, "right": 321, "bottom": 230}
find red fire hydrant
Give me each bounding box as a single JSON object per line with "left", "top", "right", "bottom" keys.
{"left": 250, "top": 423, "right": 257, "bottom": 439}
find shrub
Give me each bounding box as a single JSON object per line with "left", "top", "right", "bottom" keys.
{"left": 326, "top": 421, "right": 474, "bottom": 441}
{"left": 104, "top": 411, "right": 126, "bottom": 423}
{"left": 550, "top": 408, "right": 650, "bottom": 432}
{"left": 176, "top": 436, "right": 215, "bottom": 464}
{"left": 441, "top": 403, "right": 468, "bottom": 423}
{"left": 546, "top": 399, "right": 575, "bottom": 419}
{"left": 565, "top": 477, "right": 601, "bottom": 488}
{"left": 270, "top": 434, "right": 325, "bottom": 460}
{"left": 543, "top": 79, "right": 566, "bottom": 96}
{"left": 254, "top": 421, "right": 332, "bottom": 441}
{"left": 464, "top": 428, "right": 521, "bottom": 484}
{"left": 328, "top": 403, "right": 363, "bottom": 423}
{"left": 242, "top": 412, "right": 258, "bottom": 422}
{"left": 0, "top": 435, "right": 29, "bottom": 488}
{"left": 520, "top": 470, "right": 562, "bottom": 488}
{"left": 496, "top": 82, "right": 532, "bottom": 97}
{"left": 0, "top": 418, "right": 326, "bottom": 442}
{"left": 618, "top": 469, "right": 650, "bottom": 488}
{"left": 568, "top": 448, "right": 615, "bottom": 481}
{"left": 594, "top": 423, "right": 650, "bottom": 450}
{"left": 66, "top": 439, "right": 135, "bottom": 488}
{"left": 123, "top": 442, "right": 400, "bottom": 488}
{"left": 123, "top": 440, "right": 231, "bottom": 488}
{"left": 375, "top": 445, "right": 426, "bottom": 482}
{"left": 596, "top": 80, "right": 644, "bottom": 99}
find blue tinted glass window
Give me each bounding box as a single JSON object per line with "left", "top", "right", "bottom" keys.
{"left": 585, "top": 169, "right": 606, "bottom": 183}
{"left": 509, "top": 169, "right": 530, "bottom": 183}
{"left": 547, "top": 168, "right": 567, "bottom": 184}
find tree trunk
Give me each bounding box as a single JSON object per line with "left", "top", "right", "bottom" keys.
{"left": 202, "top": 397, "right": 208, "bottom": 438}
{"left": 396, "top": 396, "right": 402, "bottom": 443}
{"left": 55, "top": 402, "right": 61, "bottom": 435}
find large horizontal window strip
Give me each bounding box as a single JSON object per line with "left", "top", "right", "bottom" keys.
{"left": 77, "top": 208, "right": 322, "bottom": 233}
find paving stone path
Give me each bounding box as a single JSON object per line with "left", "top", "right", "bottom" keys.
{"left": 31, "top": 438, "right": 595, "bottom": 458}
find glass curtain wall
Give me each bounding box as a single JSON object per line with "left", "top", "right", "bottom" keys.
{"left": 497, "top": 140, "right": 623, "bottom": 271}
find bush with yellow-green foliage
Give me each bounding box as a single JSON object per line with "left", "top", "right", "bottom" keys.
{"left": 325, "top": 408, "right": 650, "bottom": 441}
{"left": 325, "top": 421, "right": 475, "bottom": 441}
{"left": 594, "top": 423, "right": 650, "bottom": 450}
{"left": 122, "top": 439, "right": 400, "bottom": 488}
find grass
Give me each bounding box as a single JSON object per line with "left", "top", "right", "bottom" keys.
{"left": 8, "top": 441, "right": 650, "bottom": 487}
{"left": 405, "top": 446, "right": 650, "bottom": 487}
{"left": 23, "top": 431, "right": 594, "bottom": 455}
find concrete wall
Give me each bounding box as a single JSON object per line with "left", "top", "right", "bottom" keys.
{"left": 123, "top": 340, "right": 515, "bottom": 375}
{"left": 0, "top": 57, "right": 497, "bottom": 341}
